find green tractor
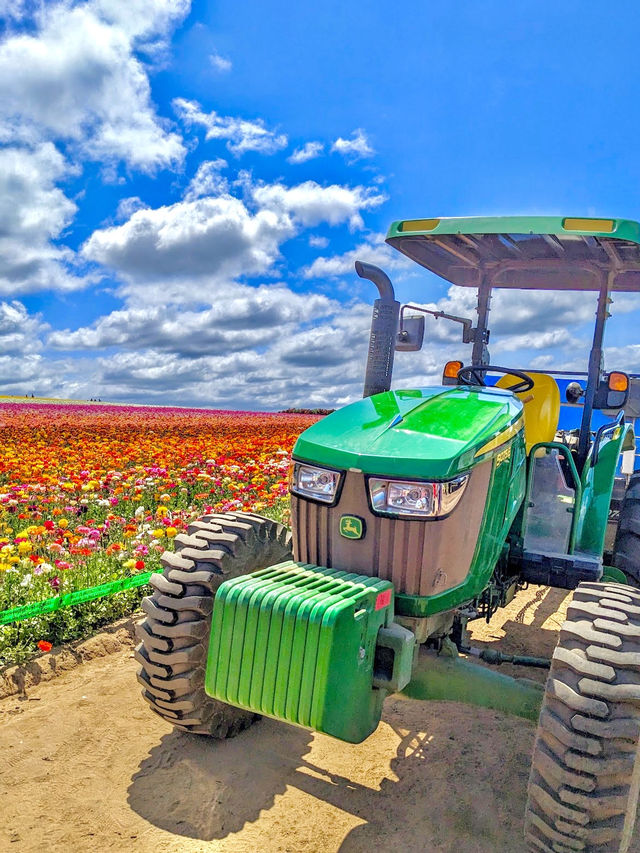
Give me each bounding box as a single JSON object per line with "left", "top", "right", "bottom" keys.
{"left": 137, "top": 216, "right": 640, "bottom": 852}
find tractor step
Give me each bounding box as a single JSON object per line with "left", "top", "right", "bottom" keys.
{"left": 520, "top": 550, "right": 602, "bottom": 589}
{"left": 205, "top": 561, "right": 414, "bottom": 743}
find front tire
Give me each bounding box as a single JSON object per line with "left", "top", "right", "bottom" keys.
{"left": 525, "top": 581, "right": 640, "bottom": 852}
{"left": 613, "top": 473, "right": 640, "bottom": 588}
{"left": 135, "top": 511, "right": 292, "bottom": 738}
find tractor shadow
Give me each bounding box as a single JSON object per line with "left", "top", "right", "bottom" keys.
{"left": 127, "top": 696, "right": 533, "bottom": 851}
{"left": 127, "top": 718, "right": 314, "bottom": 840}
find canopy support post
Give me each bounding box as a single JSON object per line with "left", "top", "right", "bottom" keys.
{"left": 471, "top": 273, "right": 492, "bottom": 366}
{"left": 577, "top": 271, "right": 614, "bottom": 467}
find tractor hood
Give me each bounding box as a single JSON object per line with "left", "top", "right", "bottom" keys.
{"left": 293, "top": 386, "right": 523, "bottom": 479}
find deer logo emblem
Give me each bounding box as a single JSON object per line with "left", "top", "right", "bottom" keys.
{"left": 340, "top": 515, "right": 365, "bottom": 539}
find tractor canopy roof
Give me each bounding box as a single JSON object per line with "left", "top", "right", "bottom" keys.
{"left": 386, "top": 216, "right": 640, "bottom": 292}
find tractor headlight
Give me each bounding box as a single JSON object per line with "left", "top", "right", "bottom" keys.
{"left": 368, "top": 474, "right": 469, "bottom": 519}
{"left": 290, "top": 462, "right": 341, "bottom": 504}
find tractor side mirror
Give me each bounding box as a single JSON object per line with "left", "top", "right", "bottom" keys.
{"left": 395, "top": 314, "right": 425, "bottom": 351}
{"left": 593, "top": 371, "right": 630, "bottom": 411}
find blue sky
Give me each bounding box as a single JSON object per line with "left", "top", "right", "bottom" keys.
{"left": 1, "top": 0, "right": 640, "bottom": 409}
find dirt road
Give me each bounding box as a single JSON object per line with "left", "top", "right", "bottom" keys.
{"left": 2, "top": 585, "right": 639, "bottom": 853}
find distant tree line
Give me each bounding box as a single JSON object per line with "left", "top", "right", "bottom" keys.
{"left": 279, "top": 407, "right": 335, "bottom": 415}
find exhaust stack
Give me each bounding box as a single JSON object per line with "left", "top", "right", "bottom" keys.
{"left": 356, "top": 261, "right": 400, "bottom": 398}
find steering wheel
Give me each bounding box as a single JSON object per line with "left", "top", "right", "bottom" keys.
{"left": 457, "top": 365, "right": 535, "bottom": 394}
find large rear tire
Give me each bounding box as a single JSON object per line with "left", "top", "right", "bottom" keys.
{"left": 525, "top": 581, "right": 640, "bottom": 852}
{"left": 135, "top": 511, "right": 292, "bottom": 738}
{"left": 613, "top": 473, "right": 640, "bottom": 588}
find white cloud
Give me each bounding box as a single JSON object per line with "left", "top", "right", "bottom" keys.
{"left": 0, "top": 301, "right": 49, "bottom": 355}
{"left": 331, "top": 129, "right": 374, "bottom": 162}
{"left": 252, "top": 180, "right": 386, "bottom": 229}
{"left": 0, "top": 354, "right": 60, "bottom": 395}
{"left": 209, "top": 51, "right": 232, "bottom": 72}
{"left": 0, "top": 144, "right": 91, "bottom": 295}
{"left": 82, "top": 195, "right": 295, "bottom": 288}
{"left": 42, "top": 295, "right": 373, "bottom": 409}
{"left": 603, "top": 344, "right": 640, "bottom": 373}
{"left": 81, "top": 178, "right": 386, "bottom": 304}
{"left": 0, "top": 0, "right": 31, "bottom": 25}
{"left": 115, "top": 196, "right": 149, "bottom": 221}
{"left": 174, "top": 98, "right": 288, "bottom": 157}
{"left": 0, "top": 144, "right": 75, "bottom": 241}
{"left": 48, "top": 283, "right": 336, "bottom": 354}
{"left": 90, "top": 0, "right": 190, "bottom": 43}
{"left": 303, "top": 233, "right": 412, "bottom": 279}
{"left": 287, "top": 142, "right": 324, "bottom": 164}
{"left": 184, "top": 159, "right": 229, "bottom": 199}
{"left": 491, "top": 328, "right": 582, "bottom": 354}
{"left": 0, "top": 1, "right": 187, "bottom": 172}
{"left": 309, "top": 235, "right": 329, "bottom": 249}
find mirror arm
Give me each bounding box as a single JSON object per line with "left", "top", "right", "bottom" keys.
{"left": 401, "top": 304, "right": 474, "bottom": 342}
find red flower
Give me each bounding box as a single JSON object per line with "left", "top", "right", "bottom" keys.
{"left": 37, "top": 640, "right": 53, "bottom": 653}
{"left": 135, "top": 560, "right": 145, "bottom": 570}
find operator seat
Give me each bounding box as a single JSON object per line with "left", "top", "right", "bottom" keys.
{"left": 496, "top": 372, "right": 560, "bottom": 454}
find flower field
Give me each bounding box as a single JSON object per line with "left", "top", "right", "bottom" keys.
{"left": 0, "top": 402, "right": 317, "bottom": 666}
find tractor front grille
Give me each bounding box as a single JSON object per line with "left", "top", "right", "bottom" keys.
{"left": 291, "top": 462, "right": 491, "bottom": 597}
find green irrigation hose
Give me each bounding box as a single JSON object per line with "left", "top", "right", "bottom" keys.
{"left": 0, "top": 571, "right": 153, "bottom": 626}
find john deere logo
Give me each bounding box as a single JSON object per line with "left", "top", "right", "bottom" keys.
{"left": 340, "top": 515, "right": 365, "bottom": 539}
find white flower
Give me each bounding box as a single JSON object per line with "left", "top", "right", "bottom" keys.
{"left": 19, "top": 573, "right": 32, "bottom": 587}
{"left": 134, "top": 505, "right": 145, "bottom": 518}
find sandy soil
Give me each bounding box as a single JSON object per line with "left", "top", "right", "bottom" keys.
{"left": 2, "top": 585, "right": 640, "bottom": 853}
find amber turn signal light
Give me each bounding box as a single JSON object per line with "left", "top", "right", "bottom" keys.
{"left": 398, "top": 218, "right": 440, "bottom": 233}
{"left": 562, "top": 217, "right": 615, "bottom": 233}
{"left": 608, "top": 371, "right": 629, "bottom": 392}
{"left": 443, "top": 360, "right": 463, "bottom": 380}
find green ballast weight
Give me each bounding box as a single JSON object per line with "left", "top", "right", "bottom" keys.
{"left": 205, "top": 561, "right": 395, "bottom": 743}
{"left": 0, "top": 571, "right": 153, "bottom": 626}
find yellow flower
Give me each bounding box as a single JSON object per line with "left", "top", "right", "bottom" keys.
{"left": 17, "top": 541, "right": 31, "bottom": 554}
{"left": 123, "top": 558, "right": 137, "bottom": 569}
{"left": 165, "top": 527, "right": 177, "bottom": 538}
{"left": 152, "top": 528, "right": 165, "bottom": 538}
{"left": 58, "top": 518, "right": 69, "bottom": 529}
{"left": 156, "top": 505, "right": 168, "bottom": 517}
